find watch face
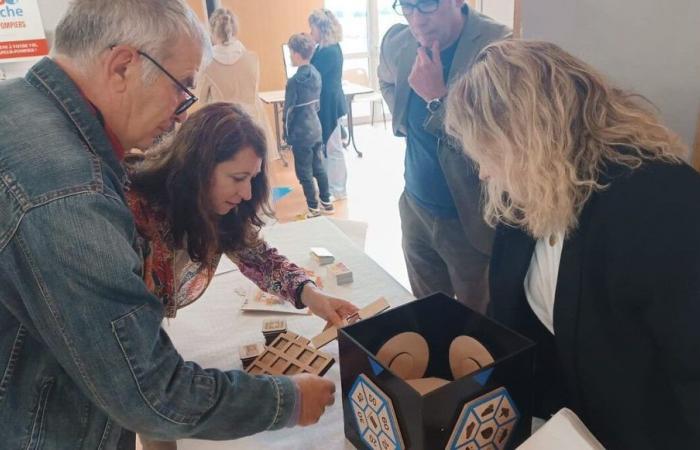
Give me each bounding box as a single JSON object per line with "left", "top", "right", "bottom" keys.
{"left": 428, "top": 99, "right": 442, "bottom": 112}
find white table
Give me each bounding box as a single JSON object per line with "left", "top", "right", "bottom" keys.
{"left": 259, "top": 81, "right": 375, "bottom": 162}
{"left": 164, "top": 217, "right": 413, "bottom": 449}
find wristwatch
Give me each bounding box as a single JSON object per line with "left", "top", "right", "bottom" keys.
{"left": 426, "top": 96, "right": 444, "bottom": 113}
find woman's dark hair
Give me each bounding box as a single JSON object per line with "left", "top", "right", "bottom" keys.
{"left": 127, "top": 102, "right": 272, "bottom": 262}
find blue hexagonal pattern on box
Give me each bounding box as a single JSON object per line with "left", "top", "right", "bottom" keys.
{"left": 445, "top": 387, "right": 519, "bottom": 450}
{"left": 349, "top": 374, "right": 405, "bottom": 450}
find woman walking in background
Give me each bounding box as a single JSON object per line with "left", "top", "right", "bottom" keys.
{"left": 309, "top": 9, "right": 348, "bottom": 200}
{"left": 198, "top": 8, "right": 277, "bottom": 159}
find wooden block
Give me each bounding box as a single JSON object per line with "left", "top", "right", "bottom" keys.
{"left": 262, "top": 319, "right": 288, "bottom": 345}
{"left": 328, "top": 262, "right": 353, "bottom": 285}
{"left": 245, "top": 331, "right": 335, "bottom": 377}
{"left": 262, "top": 319, "right": 287, "bottom": 334}
{"left": 358, "top": 297, "right": 390, "bottom": 320}
{"left": 310, "top": 247, "right": 335, "bottom": 265}
{"left": 239, "top": 342, "right": 266, "bottom": 369}
{"left": 239, "top": 342, "right": 266, "bottom": 359}
{"left": 311, "top": 326, "right": 339, "bottom": 349}
{"left": 376, "top": 331, "right": 430, "bottom": 380}
{"left": 449, "top": 335, "right": 495, "bottom": 380}
{"left": 310, "top": 297, "right": 391, "bottom": 349}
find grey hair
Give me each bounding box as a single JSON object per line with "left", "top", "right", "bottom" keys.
{"left": 309, "top": 9, "right": 343, "bottom": 47}
{"left": 53, "top": 0, "right": 211, "bottom": 83}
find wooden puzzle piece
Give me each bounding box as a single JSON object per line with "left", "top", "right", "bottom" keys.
{"left": 262, "top": 319, "right": 288, "bottom": 345}
{"left": 311, "top": 297, "right": 390, "bottom": 349}
{"left": 239, "top": 342, "right": 266, "bottom": 369}
{"left": 245, "top": 331, "right": 335, "bottom": 376}
{"left": 449, "top": 336, "right": 495, "bottom": 379}
{"left": 328, "top": 262, "right": 353, "bottom": 285}
{"left": 376, "top": 332, "right": 429, "bottom": 380}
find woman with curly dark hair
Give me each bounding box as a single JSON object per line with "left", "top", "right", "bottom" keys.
{"left": 128, "top": 103, "right": 357, "bottom": 450}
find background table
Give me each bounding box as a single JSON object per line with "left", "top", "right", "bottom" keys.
{"left": 259, "top": 81, "right": 374, "bottom": 162}
{"left": 164, "top": 217, "right": 413, "bottom": 449}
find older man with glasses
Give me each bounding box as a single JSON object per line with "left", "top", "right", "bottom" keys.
{"left": 0, "top": 1, "right": 336, "bottom": 449}
{"left": 378, "top": 0, "right": 511, "bottom": 313}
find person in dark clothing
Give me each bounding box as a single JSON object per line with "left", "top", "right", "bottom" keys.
{"left": 378, "top": 1, "right": 510, "bottom": 312}
{"left": 284, "top": 33, "right": 334, "bottom": 218}
{"left": 309, "top": 9, "right": 348, "bottom": 200}
{"left": 445, "top": 39, "right": 700, "bottom": 450}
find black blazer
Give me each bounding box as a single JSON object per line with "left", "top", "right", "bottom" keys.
{"left": 310, "top": 43, "right": 347, "bottom": 144}
{"left": 489, "top": 160, "right": 700, "bottom": 449}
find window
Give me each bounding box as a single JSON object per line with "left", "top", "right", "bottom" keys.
{"left": 326, "top": 0, "right": 406, "bottom": 120}
{"left": 325, "top": 0, "right": 368, "bottom": 55}
{"left": 378, "top": 0, "right": 406, "bottom": 44}
{"left": 325, "top": 1, "right": 516, "bottom": 120}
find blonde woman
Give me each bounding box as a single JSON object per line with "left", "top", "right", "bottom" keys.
{"left": 197, "top": 8, "right": 277, "bottom": 158}
{"left": 309, "top": 9, "right": 348, "bottom": 200}
{"left": 445, "top": 40, "right": 700, "bottom": 449}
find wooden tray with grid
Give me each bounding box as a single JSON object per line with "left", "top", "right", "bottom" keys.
{"left": 245, "top": 331, "right": 335, "bottom": 377}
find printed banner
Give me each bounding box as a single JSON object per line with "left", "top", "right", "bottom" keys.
{"left": 0, "top": 0, "right": 48, "bottom": 62}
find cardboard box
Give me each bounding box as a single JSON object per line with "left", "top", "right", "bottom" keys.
{"left": 338, "top": 293, "right": 535, "bottom": 450}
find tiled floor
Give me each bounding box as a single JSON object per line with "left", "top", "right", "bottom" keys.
{"left": 269, "top": 122, "right": 410, "bottom": 291}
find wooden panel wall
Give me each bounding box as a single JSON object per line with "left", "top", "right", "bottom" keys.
{"left": 220, "top": 0, "right": 324, "bottom": 91}
{"left": 513, "top": 0, "right": 521, "bottom": 37}
{"left": 186, "top": 0, "right": 207, "bottom": 23}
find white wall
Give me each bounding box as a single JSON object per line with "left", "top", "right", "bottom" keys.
{"left": 521, "top": 0, "right": 700, "bottom": 151}
{"left": 476, "top": 0, "right": 515, "bottom": 29}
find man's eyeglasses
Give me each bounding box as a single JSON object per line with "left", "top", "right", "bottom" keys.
{"left": 392, "top": 0, "right": 441, "bottom": 16}
{"left": 137, "top": 50, "right": 198, "bottom": 115}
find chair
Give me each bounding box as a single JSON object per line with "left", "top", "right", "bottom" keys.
{"left": 342, "top": 68, "right": 387, "bottom": 129}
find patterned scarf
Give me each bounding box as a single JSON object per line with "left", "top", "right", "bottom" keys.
{"left": 125, "top": 190, "right": 219, "bottom": 318}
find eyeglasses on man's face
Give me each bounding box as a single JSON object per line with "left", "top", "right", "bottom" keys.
{"left": 393, "top": 0, "right": 441, "bottom": 16}
{"left": 136, "top": 50, "right": 198, "bottom": 116}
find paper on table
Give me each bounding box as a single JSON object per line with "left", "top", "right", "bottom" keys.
{"left": 518, "top": 408, "right": 604, "bottom": 450}
{"left": 215, "top": 254, "right": 238, "bottom": 276}
{"left": 240, "top": 286, "right": 310, "bottom": 315}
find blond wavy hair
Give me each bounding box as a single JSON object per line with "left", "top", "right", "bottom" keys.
{"left": 308, "top": 9, "right": 343, "bottom": 47}
{"left": 209, "top": 8, "right": 238, "bottom": 45}
{"left": 445, "top": 40, "right": 687, "bottom": 239}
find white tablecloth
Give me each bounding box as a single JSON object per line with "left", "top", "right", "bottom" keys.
{"left": 164, "top": 217, "right": 413, "bottom": 449}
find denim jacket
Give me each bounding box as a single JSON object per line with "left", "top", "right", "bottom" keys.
{"left": 0, "top": 58, "right": 296, "bottom": 449}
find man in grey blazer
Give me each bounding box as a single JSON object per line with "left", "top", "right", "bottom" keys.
{"left": 378, "top": 0, "right": 510, "bottom": 312}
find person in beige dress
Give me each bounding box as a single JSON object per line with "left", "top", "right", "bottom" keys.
{"left": 197, "top": 8, "right": 277, "bottom": 159}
